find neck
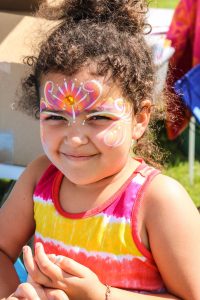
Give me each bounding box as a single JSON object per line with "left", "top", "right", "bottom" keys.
{"left": 60, "top": 156, "right": 141, "bottom": 213}
{"left": 69, "top": 156, "right": 140, "bottom": 193}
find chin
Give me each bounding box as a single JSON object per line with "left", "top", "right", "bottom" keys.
{"left": 64, "top": 172, "right": 105, "bottom": 186}
{"left": 68, "top": 177, "right": 97, "bottom": 186}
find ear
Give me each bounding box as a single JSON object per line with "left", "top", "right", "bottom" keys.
{"left": 132, "top": 100, "right": 151, "bottom": 140}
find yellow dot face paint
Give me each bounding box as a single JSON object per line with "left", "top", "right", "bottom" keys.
{"left": 65, "top": 95, "right": 75, "bottom": 106}
{"left": 40, "top": 78, "right": 132, "bottom": 148}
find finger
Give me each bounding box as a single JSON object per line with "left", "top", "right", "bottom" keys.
{"left": 34, "top": 243, "right": 64, "bottom": 281}
{"left": 23, "top": 245, "right": 51, "bottom": 286}
{"left": 47, "top": 252, "right": 82, "bottom": 277}
{"left": 6, "top": 296, "right": 19, "bottom": 300}
{"left": 13, "top": 283, "right": 40, "bottom": 300}
{"left": 45, "top": 289, "right": 70, "bottom": 300}
{"left": 53, "top": 255, "right": 91, "bottom": 278}
{"left": 48, "top": 253, "right": 57, "bottom": 262}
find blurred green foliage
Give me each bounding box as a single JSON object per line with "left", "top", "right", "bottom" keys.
{"left": 164, "top": 161, "right": 200, "bottom": 207}
{"left": 156, "top": 121, "right": 200, "bottom": 207}
{"left": 149, "top": 0, "right": 179, "bottom": 9}
{"left": 0, "top": 179, "right": 13, "bottom": 206}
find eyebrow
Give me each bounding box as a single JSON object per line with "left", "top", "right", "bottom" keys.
{"left": 40, "top": 107, "right": 115, "bottom": 114}
{"left": 85, "top": 107, "right": 113, "bottom": 113}
{"left": 40, "top": 109, "right": 65, "bottom": 114}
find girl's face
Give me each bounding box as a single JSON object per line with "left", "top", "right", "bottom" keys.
{"left": 39, "top": 70, "right": 149, "bottom": 185}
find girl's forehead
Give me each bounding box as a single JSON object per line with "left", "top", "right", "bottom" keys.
{"left": 40, "top": 73, "right": 132, "bottom": 115}
{"left": 40, "top": 72, "right": 122, "bottom": 99}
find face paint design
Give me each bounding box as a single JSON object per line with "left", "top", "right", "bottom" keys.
{"left": 40, "top": 78, "right": 132, "bottom": 148}
{"left": 102, "top": 98, "right": 132, "bottom": 147}
{"left": 40, "top": 79, "right": 103, "bottom": 122}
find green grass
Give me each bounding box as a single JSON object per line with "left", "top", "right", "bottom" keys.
{"left": 164, "top": 161, "right": 200, "bottom": 207}
{"left": 155, "top": 121, "right": 200, "bottom": 208}
{"left": 149, "top": 0, "right": 179, "bottom": 9}
{"left": 0, "top": 179, "right": 12, "bottom": 207}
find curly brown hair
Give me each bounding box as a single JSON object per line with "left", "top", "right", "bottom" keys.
{"left": 17, "top": 0, "right": 167, "bottom": 167}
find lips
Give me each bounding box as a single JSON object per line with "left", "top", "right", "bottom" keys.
{"left": 61, "top": 152, "right": 98, "bottom": 161}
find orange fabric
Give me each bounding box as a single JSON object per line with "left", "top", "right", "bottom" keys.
{"left": 166, "top": 0, "right": 200, "bottom": 139}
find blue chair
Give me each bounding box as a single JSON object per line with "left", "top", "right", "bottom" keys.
{"left": 174, "top": 64, "right": 200, "bottom": 124}
{"left": 174, "top": 64, "right": 200, "bottom": 185}
{"left": 14, "top": 258, "right": 28, "bottom": 283}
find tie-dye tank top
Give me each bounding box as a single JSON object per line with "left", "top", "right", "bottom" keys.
{"left": 33, "top": 160, "right": 166, "bottom": 293}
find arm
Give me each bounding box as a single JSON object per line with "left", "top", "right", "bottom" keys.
{"left": 0, "top": 155, "right": 50, "bottom": 298}
{"left": 0, "top": 251, "right": 20, "bottom": 298}
{"left": 143, "top": 175, "right": 200, "bottom": 300}
{"left": 23, "top": 243, "right": 180, "bottom": 300}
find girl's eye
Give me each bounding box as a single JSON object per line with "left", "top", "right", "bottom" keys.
{"left": 85, "top": 113, "right": 119, "bottom": 125}
{"left": 88, "top": 115, "right": 112, "bottom": 121}
{"left": 40, "top": 113, "right": 68, "bottom": 124}
{"left": 45, "top": 115, "right": 66, "bottom": 121}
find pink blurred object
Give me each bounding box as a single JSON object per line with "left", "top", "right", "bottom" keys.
{"left": 166, "top": 0, "right": 200, "bottom": 140}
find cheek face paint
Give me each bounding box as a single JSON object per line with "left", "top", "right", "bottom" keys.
{"left": 40, "top": 79, "right": 103, "bottom": 122}
{"left": 103, "top": 122, "right": 127, "bottom": 147}
{"left": 98, "top": 98, "right": 132, "bottom": 148}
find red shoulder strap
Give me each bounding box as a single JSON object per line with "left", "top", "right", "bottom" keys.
{"left": 131, "top": 165, "right": 161, "bottom": 260}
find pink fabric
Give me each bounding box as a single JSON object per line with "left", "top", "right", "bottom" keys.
{"left": 166, "top": 0, "right": 200, "bottom": 139}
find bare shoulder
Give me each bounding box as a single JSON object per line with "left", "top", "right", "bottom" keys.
{"left": 0, "top": 155, "right": 51, "bottom": 261}
{"left": 143, "top": 173, "right": 200, "bottom": 299}
{"left": 144, "top": 173, "right": 198, "bottom": 216}
{"left": 143, "top": 173, "right": 199, "bottom": 241}
{"left": 24, "top": 154, "right": 51, "bottom": 184}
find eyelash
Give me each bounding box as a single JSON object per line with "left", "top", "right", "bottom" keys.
{"left": 44, "top": 115, "right": 67, "bottom": 121}
{"left": 87, "top": 115, "right": 112, "bottom": 121}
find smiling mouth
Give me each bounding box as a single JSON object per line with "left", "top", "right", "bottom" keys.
{"left": 61, "top": 153, "right": 98, "bottom": 161}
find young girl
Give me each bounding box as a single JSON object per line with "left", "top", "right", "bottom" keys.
{"left": 0, "top": 0, "right": 200, "bottom": 299}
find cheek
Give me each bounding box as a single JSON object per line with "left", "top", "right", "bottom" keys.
{"left": 103, "top": 122, "right": 129, "bottom": 148}
{"left": 40, "top": 123, "right": 46, "bottom": 145}
{"left": 40, "top": 123, "right": 56, "bottom": 151}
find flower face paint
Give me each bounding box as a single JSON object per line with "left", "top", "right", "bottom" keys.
{"left": 40, "top": 78, "right": 132, "bottom": 148}
{"left": 40, "top": 79, "right": 103, "bottom": 123}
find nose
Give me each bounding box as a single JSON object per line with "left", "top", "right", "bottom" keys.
{"left": 64, "top": 125, "right": 89, "bottom": 147}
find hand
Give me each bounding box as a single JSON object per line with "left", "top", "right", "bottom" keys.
{"left": 23, "top": 243, "right": 105, "bottom": 300}
{"left": 6, "top": 280, "right": 69, "bottom": 300}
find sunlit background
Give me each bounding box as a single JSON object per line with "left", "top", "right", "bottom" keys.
{"left": 150, "top": 0, "right": 179, "bottom": 8}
